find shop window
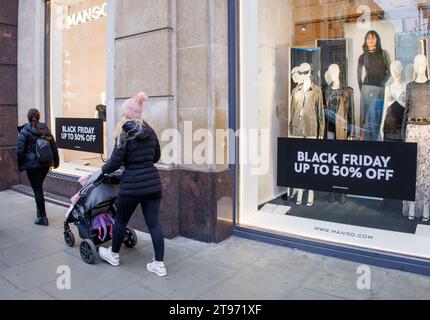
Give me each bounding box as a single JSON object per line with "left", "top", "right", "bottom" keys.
{"left": 49, "top": 0, "right": 107, "bottom": 176}
{"left": 239, "top": 0, "right": 430, "bottom": 259}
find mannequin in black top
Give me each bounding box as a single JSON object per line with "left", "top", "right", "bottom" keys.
{"left": 357, "top": 30, "right": 391, "bottom": 141}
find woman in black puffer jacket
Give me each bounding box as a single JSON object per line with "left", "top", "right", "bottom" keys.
{"left": 17, "top": 109, "right": 59, "bottom": 226}
{"left": 98, "top": 92, "right": 166, "bottom": 277}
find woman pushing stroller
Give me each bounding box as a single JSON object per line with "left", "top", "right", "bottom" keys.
{"left": 98, "top": 92, "right": 166, "bottom": 277}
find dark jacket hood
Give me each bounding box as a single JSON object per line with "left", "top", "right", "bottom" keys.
{"left": 122, "top": 121, "right": 151, "bottom": 141}
{"left": 19, "top": 122, "right": 49, "bottom": 136}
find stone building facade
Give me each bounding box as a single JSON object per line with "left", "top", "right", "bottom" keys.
{"left": 5, "top": 0, "right": 234, "bottom": 243}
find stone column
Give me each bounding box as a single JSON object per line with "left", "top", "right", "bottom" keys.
{"left": 176, "top": 0, "right": 233, "bottom": 242}
{"left": 0, "top": 0, "right": 19, "bottom": 190}
{"left": 114, "top": 0, "right": 179, "bottom": 238}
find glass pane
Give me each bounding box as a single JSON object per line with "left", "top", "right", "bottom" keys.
{"left": 50, "top": 0, "right": 107, "bottom": 176}
{"left": 239, "top": 0, "right": 430, "bottom": 259}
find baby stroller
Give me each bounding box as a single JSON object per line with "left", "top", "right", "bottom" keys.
{"left": 63, "top": 170, "right": 138, "bottom": 264}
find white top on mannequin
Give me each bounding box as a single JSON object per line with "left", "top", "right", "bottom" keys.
{"left": 380, "top": 61, "right": 406, "bottom": 140}
{"left": 326, "top": 64, "right": 341, "bottom": 89}
{"left": 414, "top": 54, "right": 428, "bottom": 84}
{"left": 300, "top": 63, "right": 312, "bottom": 92}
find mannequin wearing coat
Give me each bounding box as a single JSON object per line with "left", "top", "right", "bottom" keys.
{"left": 289, "top": 63, "right": 325, "bottom": 206}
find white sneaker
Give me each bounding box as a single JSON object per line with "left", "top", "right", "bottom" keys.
{"left": 147, "top": 260, "right": 167, "bottom": 277}
{"left": 99, "top": 247, "right": 120, "bottom": 267}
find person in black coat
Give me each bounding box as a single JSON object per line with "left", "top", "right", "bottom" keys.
{"left": 17, "top": 108, "right": 60, "bottom": 226}
{"left": 98, "top": 92, "right": 166, "bottom": 277}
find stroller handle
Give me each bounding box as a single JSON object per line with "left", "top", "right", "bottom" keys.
{"left": 94, "top": 170, "right": 122, "bottom": 186}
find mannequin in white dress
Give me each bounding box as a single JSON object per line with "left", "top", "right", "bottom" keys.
{"left": 380, "top": 61, "right": 406, "bottom": 142}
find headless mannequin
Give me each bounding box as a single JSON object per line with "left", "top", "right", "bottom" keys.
{"left": 95, "top": 91, "right": 108, "bottom": 161}
{"left": 325, "top": 64, "right": 348, "bottom": 204}
{"left": 95, "top": 91, "right": 107, "bottom": 119}
{"left": 415, "top": 55, "right": 428, "bottom": 84}
{"left": 295, "top": 63, "right": 315, "bottom": 207}
{"left": 406, "top": 54, "right": 430, "bottom": 221}
{"left": 380, "top": 61, "right": 406, "bottom": 140}
{"left": 327, "top": 64, "right": 341, "bottom": 90}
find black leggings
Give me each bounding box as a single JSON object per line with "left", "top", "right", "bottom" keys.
{"left": 112, "top": 192, "right": 164, "bottom": 261}
{"left": 26, "top": 167, "right": 50, "bottom": 217}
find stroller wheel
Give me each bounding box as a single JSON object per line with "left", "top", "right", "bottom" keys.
{"left": 64, "top": 231, "right": 75, "bottom": 248}
{"left": 124, "top": 228, "right": 138, "bottom": 248}
{"left": 80, "top": 240, "right": 97, "bottom": 264}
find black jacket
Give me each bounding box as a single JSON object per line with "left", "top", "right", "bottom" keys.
{"left": 16, "top": 122, "right": 60, "bottom": 172}
{"left": 102, "top": 121, "right": 162, "bottom": 197}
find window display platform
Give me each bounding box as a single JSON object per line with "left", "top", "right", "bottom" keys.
{"left": 260, "top": 193, "right": 430, "bottom": 234}
{"left": 52, "top": 161, "right": 101, "bottom": 177}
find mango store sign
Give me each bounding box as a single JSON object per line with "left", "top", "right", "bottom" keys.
{"left": 66, "top": 2, "right": 107, "bottom": 28}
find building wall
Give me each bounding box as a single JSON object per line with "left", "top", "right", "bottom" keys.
{"left": 113, "top": 0, "right": 232, "bottom": 242}
{"left": 0, "top": 0, "right": 19, "bottom": 191}
{"left": 17, "top": 0, "right": 45, "bottom": 124}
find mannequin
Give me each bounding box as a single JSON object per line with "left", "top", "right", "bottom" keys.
{"left": 94, "top": 91, "right": 107, "bottom": 161}
{"left": 357, "top": 30, "right": 391, "bottom": 141}
{"left": 284, "top": 66, "right": 304, "bottom": 202}
{"left": 324, "top": 64, "right": 355, "bottom": 204}
{"left": 402, "top": 54, "right": 430, "bottom": 222}
{"left": 95, "top": 91, "right": 107, "bottom": 121}
{"left": 290, "top": 63, "right": 325, "bottom": 206}
{"left": 380, "top": 61, "right": 406, "bottom": 142}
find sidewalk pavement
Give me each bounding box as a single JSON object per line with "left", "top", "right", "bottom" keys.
{"left": 1, "top": 190, "right": 430, "bottom": 300}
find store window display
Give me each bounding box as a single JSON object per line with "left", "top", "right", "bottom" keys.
{"left": 239, "top": 0, "right": 430, "bottom": 261}
{"left": 50, "top": 0, "right": 107, "bottom": 175}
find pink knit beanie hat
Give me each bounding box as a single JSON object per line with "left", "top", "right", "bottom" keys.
{"left": 121, "top": 92, "right": 148, "bottom": 120}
